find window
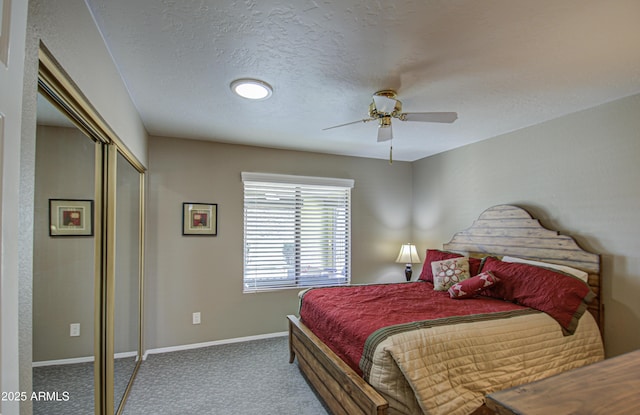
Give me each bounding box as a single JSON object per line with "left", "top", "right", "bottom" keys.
{"left": 242, "top": 172, "right": 353, "bottom": 292}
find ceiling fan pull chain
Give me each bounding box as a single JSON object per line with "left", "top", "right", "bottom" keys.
{"left": 389, "top": 141, "right": 393, "bottom": 164}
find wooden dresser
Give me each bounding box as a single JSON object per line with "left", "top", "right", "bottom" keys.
{"left": 486, "top": 349, "right": 640, "bottom": 415}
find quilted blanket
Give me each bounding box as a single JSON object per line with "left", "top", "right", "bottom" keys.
{"left": 299, "top": 282, "right": 604, "bottom": 415}
{"left": 366, "top": 310, "right": 603, "bottom": 415}
{"left": 299, "top": 282, "right": 531, "bottom": 375}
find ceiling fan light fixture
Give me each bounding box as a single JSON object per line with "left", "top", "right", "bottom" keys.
{"left": 230, "top": 78, "right": 273, "bottom": 100}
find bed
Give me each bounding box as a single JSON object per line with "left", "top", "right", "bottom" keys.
{"left": 287, "top": 205, "right": 605, "bottom": 415}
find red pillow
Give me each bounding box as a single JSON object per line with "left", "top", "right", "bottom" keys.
{"left": 419, "top": 249, "right": 482, "bottom": 282}
{"left": 448, "top": 271, "right": 499, "bottom": 299}
{"left": 480, "top": 256, "right": 595, "bottom": 334}
{"left": 469, "top": 257, "right": 482, "bottom": 276}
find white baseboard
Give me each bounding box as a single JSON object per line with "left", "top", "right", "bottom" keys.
{"left": 115, "top": 351, "right": 139, "bottom": 360}
{"left": 33, "top": 356, "right": 94, "bottom": 367}
{"left": 33, "top": 332, "right": 288, "bottom": 366}
{"left": 142, "top": 331, "right": 288, "bottom": 361}
{"left": 33, "top": 351, "right": 138, "bottom": 367}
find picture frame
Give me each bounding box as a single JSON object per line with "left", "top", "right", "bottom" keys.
{"left": 182, "top": 202, "right": 217, "bottom": 236}
{"left": 49, "top": 199, "right": 94, "bottom": 237}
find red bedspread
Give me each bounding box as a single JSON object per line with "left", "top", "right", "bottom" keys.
{"left": 299, "top": 282, "right": 528, "bottom": 375}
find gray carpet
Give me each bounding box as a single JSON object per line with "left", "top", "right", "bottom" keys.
{"left": 122, "top": 335, "right": 329, "bottom": 415}
{"left": 33, "top": 362, "right": 94, "bottom": 415}
{"left": 32, "top": 336, "right": 329, "bottom": 414}
{"left": 32, "top": 356, "right": 135, "bottom": 415}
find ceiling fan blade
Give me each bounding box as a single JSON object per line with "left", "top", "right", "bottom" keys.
{"left": 322, "top": 118, "right": 375, "bottom": 131}
{"left": 377, "top": 124, "right": 393, "bottom": 142}
{"left": 372, "top": 95, "right": 398, "bottom": 114}
{"left": 400, "top": 112, "right": 458, "bottom": 123}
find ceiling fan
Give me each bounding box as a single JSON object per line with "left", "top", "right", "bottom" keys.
{"left": 323, "top": 90, "right": 458, "bottom": 143}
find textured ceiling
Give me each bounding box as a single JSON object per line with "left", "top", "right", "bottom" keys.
{"left": 84, "top": 0, "right": 640, "bottom": 161}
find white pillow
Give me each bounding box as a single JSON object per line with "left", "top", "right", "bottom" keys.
{"left": 501, "top": 256, "right": 589, "bottom": 282}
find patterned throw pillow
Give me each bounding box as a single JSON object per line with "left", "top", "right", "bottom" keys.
{"left": 431, "top": 257, "right": 470, "bottom": 291}
{"left": 448, "top": 271, "right": 500, "bottom": 299}
{"left": 419, "top": 249, "right": 483, "bottom": 282}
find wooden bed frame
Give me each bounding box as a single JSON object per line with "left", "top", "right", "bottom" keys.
{"left": 288, "top": 205, "right": 603, "bottom": 415}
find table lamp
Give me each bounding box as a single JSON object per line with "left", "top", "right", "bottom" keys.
{"left": 395, "top": 243, "right": 421, "bottom": 281}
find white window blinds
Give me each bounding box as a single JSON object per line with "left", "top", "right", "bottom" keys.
{"left": 242, "top": 173, "right": 353, "bottom": 292}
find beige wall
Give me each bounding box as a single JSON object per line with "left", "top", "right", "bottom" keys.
{"left": 412, "top": 93, "right": 640, "bottom": 358}
{"left": 145, "top": 137, "right": 413, "bottom": 349}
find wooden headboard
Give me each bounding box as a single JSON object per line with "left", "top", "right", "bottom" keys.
{"left": 443, "top": 205, "right": 603, "bottom": 332}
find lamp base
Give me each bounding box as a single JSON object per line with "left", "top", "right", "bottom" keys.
{"left": 405, "top": 264, "right": 413, "bottom": 281}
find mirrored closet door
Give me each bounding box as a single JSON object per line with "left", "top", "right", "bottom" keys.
{"left": 34, "top": 45, "right": 145, "bottom": 415}
{"left": 32, "top": 92, "right": 100, "bottom": 415}
{"left": 110, "top": 147, "right": 145, "bottom": 414}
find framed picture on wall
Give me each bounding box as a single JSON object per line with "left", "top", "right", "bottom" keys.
{"left": 49, "top": 199, "right": 94, "bottom": 237}
{"left": 182, "top": 202, "right": 218, "bottom": 236}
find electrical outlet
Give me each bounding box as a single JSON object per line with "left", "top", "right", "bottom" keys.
{"left": 192, "top": 312, "right": 201, "bottom": 325}
{"left": 70, "top": 323, "right": 80, "bottom": 337}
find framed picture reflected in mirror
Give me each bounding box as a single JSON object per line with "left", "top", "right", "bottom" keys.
{"left": 49, "top": 199, "right": 94, "bottom": 237}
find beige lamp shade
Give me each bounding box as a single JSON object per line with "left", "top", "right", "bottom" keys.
{"left": 395, "top": 243, "right": 421, "bottom": 264}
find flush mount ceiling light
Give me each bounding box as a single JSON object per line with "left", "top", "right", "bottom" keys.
{"left": 230, "top": 78, "right": 273, "bottom": 100}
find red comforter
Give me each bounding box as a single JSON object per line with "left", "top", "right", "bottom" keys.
{"left": 299, "top": 281, "right": 527, "bottom": 375}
